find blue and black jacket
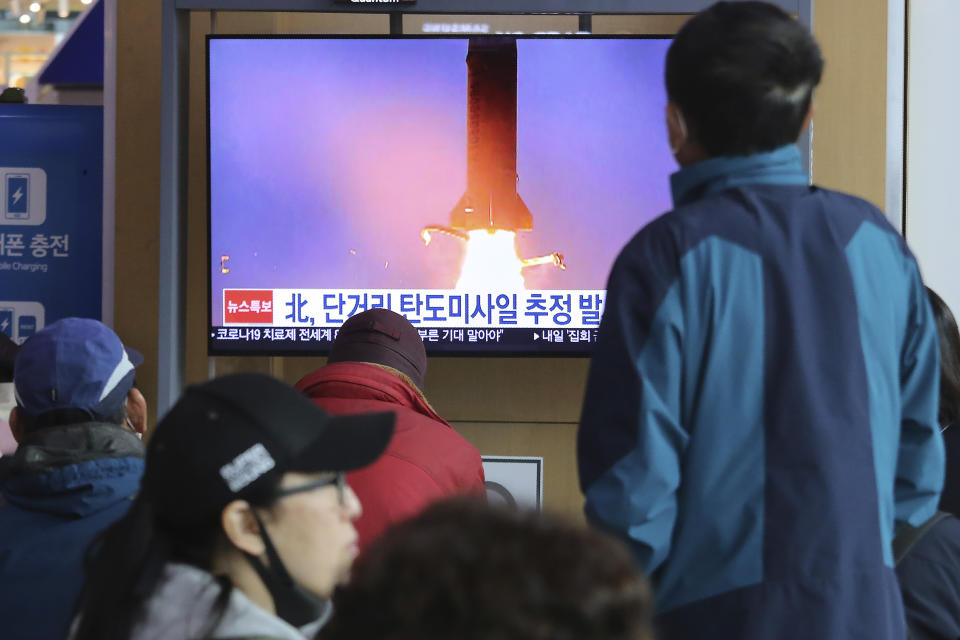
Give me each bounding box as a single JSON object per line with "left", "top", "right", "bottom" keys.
{"left": 0, "top": 422, "right": 144, "bottom": 640}
{"left": 578, "top": 145, "right": 945, "bottom": 640}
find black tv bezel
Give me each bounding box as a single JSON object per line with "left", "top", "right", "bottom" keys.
{"left": 205, "top": 33, "right": 672, "bottom": 357}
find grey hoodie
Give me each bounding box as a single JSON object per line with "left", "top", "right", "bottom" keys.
{"left": 130, "top": 563, "right": 330, "bottom": 640}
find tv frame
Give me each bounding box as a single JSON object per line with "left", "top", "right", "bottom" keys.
{"left": 205, "top": 33, "right": 674, "bottom": 358}
{"left": 157, "top": 0, "right": 814, "bottom": 414}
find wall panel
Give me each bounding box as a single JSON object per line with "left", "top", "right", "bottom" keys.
{"left": 811, "top": 0, "right": 887, "bottom": 209}
{"left": 116, "top": 0, "right": 162, "bottom": 422}
{"left": 904, "top": 0, "right": 960, "bottom": 321}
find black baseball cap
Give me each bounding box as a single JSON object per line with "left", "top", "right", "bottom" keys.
{"left": 141, "top": 372, "right": 395, "bottom": 526}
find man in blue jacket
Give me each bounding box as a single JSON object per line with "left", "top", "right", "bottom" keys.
{"left": 0, "top": 318, "right": 146, "bottom": 639}
{"left": 577, "top": 3, "right": 945, "bottom": 639}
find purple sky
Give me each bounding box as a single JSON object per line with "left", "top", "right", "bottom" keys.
{"left": 209, "top": 37, "right": 674, "bottom": 325}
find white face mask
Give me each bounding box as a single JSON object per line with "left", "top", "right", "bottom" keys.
{"left": 123, "top": 397, "right": 142, "bottom": 440}
{"left": 125, "top": 415, "right": 142, "bottom": 440}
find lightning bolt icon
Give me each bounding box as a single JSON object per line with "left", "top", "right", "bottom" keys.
{"left": 11, "top": 187, "right": 23, "bottom": 205}
{"left": 0, "top": 319, "right": 8, "bottom": 333}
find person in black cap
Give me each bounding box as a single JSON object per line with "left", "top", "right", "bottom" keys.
{"left": 72, "top": 372, "right": 394, "bottom": 640}
{"left": 296, "top": 308, "right": 485, "bottom": 551}
{"left": 0, "top": 317, "right": 146, "bottom": 640}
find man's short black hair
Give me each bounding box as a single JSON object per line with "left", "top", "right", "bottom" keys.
{"left": 666, "top": 1, "right": 824, "bottom": 157}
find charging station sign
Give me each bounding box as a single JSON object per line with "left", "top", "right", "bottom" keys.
{"left": 0, "top": 105, "right": 103, "bottom": 341}
{"left": 2, "top": 168, "right": 46, "bottom": 226}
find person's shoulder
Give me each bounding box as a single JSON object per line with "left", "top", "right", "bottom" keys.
{"left": 622, "top": 188, "right": 773, "bottom": 255}
{"left": 813, "top": 186, "right": 882, "bottom": 212}
{"left": 615, "top": 197, "right": 762, "bottom": 286}
{"left": 614, "top": 209, "right": 688, "bottom": 273}
{"left": 813, "top": 186, "right": 908, "bottom": 251}
{"left": 387, "top": 407, "right": 476, "bottom": 457}
{"left": 67, "top": 453, "right": 146, "bottom": 484}
{"left": 623, "top": 208, "right": 680, "bottom": 247}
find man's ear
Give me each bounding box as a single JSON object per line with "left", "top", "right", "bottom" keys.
{"left": 665, "top": 102, "right": 688, "bottom": 154}
{"left": 221, "top": 500, "right": 266, "bottom": 556}
{"left": 125, "top": 387, "right": 148, "bottom": 435}
{"left": 9, "top": 406, "right": 23, "bottom": 443}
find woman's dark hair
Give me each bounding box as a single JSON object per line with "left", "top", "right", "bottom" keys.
{"left": 320, "top": 498, "right": 652, "bottom": 640}
{"left": 928, "top": 287, "right": 960, "bottom": 427}
{"left": 71, "top": 478, "right": 281, "bottom": 640}
{"left": 665, "top": 1, "right": 824, "bottom": 157}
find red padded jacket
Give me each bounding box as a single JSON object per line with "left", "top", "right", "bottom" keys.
{"left": 296, "top": 362, "right": 485, "bottom": 550}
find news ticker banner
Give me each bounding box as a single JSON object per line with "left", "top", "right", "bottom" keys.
{"left": 223, "top": 288, "right": 605, "bottom": 328}
{"left": 211, "top": 288, "right": 607, "bottom": 353}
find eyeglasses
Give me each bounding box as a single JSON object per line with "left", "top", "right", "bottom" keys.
{"left": 274, "top": 472, "right": 348, "bottom": 505}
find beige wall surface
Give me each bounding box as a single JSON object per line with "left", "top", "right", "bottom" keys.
{"left": 811, "top": 1, "right": 887, "bottom": 209}
{"left": 116, "top": 6, "right": 888, "bottom": 520}
{"left": 115, "top": 0, "right": 161, "bottom": 421}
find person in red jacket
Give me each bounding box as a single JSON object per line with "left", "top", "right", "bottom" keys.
{"left": 296, "top": 308, "right": 485, "bottom": 550}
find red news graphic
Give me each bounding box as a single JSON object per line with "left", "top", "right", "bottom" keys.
{"left": 224, "top": 290, "right": 274, "bottom": 324}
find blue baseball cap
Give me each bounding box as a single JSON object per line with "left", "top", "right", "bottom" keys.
{"left": 13, "top": 317, "right": 143, "bottom": 421}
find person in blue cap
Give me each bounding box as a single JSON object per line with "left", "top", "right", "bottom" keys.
{"left": 0, "top": 317, "right": 146, "bottom": 640}
{"left": 577, "top": 3, "right": 944, "bottom": 639}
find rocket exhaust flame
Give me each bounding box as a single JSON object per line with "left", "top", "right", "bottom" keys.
{"left": 422, "top": 228, "right": 569, "bottom": 290}
{"left": 422, "top": 37, "right": 566, "bottom": 289}
{"left": 456, "top": 230, "right": 525, "bottom": 291}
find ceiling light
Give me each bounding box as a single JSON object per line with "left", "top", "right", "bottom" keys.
{"left": 19, "top": 13, "right": 31, "bottom": 23}
{"left": 80, "top": 0, "right": 92, "bottom": 4}
{"left": 29, "top": 2, "right": 41, "bottom": 12}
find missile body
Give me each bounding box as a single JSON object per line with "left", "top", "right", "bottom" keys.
{"left": 449, "top": 38, "right": 534, "bottom": 232}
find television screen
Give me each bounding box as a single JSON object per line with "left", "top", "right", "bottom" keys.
{"left": 208, "top": 35, "right": 674, "bottom": 355}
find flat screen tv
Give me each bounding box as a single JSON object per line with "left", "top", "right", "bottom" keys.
{"left": 207, "top": 35, "right": 674, "bottom": 355}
